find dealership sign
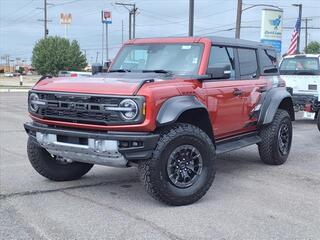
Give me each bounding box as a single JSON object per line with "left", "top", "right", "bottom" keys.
{"left": 60, "top": 13, "right": 72, "bottom": 24}
{"left": 260, "top": 9, "right": 283, "bottom": 54}
{"left": 102, "top": 11, "right": 112, "bottom": 24}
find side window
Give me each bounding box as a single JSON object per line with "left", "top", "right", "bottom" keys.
{"left": 208, "top": 46, "right": 235, "bottom": 79}
{"left": 260, "top": 49, "right": 278, "bottom": 70}
{"left": 238, "top": 48, "right": 258, "bottom": 79}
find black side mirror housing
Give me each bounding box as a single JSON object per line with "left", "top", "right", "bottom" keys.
{"left": 263, "top": 66, "right": 278, "bottom": 74}
{"left": 92, "top": 63, "right": 103, "bottom": 75}
{"left": 206, "top": 64, "right": 231, "bottom": 79}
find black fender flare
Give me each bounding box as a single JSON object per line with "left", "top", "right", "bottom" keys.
{"left": 156, "top": 96, "right": 208, "bottom": 126}
{"left": 258, "top": 88, "right": 294, "bottom": 126}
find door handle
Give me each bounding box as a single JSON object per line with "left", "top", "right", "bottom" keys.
{"left": 257, "top": 86, "right": 267, "bottom": 93}
{"left": 233, "top": 88, "right": 242, "bottom": 96}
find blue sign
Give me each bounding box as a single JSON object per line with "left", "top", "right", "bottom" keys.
{"left": 102, "top": 19, "right": 112, "bottom": 24}
{"left": 261, "top": 39, "right": 282, "bottom": 54}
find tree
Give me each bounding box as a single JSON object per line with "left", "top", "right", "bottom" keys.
{"left": 32, "top": 36, "right": 87, "bottom": 76}
{"left": 304, "top": 41, "right": 320, "bottom": 54}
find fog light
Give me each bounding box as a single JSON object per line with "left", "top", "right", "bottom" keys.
{"left": 119, "top": 141, "right": 129, "bottom": 148}
{"left": 132, "top": 141, "right": 139, "bottom": 147}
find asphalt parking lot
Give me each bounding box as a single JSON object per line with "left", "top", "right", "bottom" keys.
{"left": 0, "top": 92, "right": 319, "bottom": 240}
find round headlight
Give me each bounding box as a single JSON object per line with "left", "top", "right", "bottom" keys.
{"left": 29, "top": 93, "right": 39, "bottom": 112}
{"left": 119, "top": 99, "right": 138, "bottom": 120}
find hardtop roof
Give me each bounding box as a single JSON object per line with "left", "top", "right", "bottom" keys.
{"left": 207, "top": 36, "right": 274, "bottom": 49}
{"left": 129, "top": 36, "right": 275, "bottom": 50}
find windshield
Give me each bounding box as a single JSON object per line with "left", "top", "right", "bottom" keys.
{"left": 280, "top": 57, "right": 320, "bottom": 75}
{"left": 110, "top": 43, "right": 203, "bottom": 75}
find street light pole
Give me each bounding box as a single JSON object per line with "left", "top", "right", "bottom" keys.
{"left": 235, "top": 2, "right": 282, "bottom": 39}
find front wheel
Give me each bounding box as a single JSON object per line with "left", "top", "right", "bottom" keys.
{"left": 317, "top": 112, "right": 320, "bottom": 132}
{"left": 27, "top": 137, "right": 93, "bottom": 181}
{"left": 138, "top": 123, "right": 216, "bottom": 206}
{"left": 258, "top": 110, "right": 293, "bottom": 165}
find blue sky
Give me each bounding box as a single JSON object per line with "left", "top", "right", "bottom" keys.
{"left": 1, "top": 0, "right": 319, "bottom": 65}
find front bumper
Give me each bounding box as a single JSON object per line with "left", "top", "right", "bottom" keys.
{"left": 24, "top": 122, "right": 159, "bottom": 168}
{"left": 292, "top": 94, "right": 319, "bottom": 112}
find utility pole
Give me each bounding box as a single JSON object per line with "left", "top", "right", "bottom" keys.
{"left": 129, "top": 11, "right": 132, "bottom": 39}
{"left": 292, "top": 4, "right": 302, "bottom": 53}
{"left": 121, "top": 20, "right": 124, "bottom": 44}
{"left": 188, "top": 0, "right": 194, "bottom": 36}
{"left": 101, "top": 12, "right": 104, "bottom": 65}
{"left": 302, "top": 17, "right": 312, "bottom": 51}
{"left": 132, "top": 4, "right": 137, "bottom": 39}
{"left": 96, "top": 52, "right": 99, "bottom": 63}
{"left": 235, "top": 0, "right": 242, "bottom": 38}
{"left": 38, "top": 0, "right": 52, "bottom": 38}
{"left": 115, "top": 2, "right": 137, "bottom": 40}
{"left": 44, "top": 0, "right": 47, "bottom": 38}
{"left": 106, "top": 23, "right": 108, "bottom": 61}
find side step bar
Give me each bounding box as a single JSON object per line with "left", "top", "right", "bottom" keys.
{"left": 216, "top": 133, "right": 261, "bottom": 155}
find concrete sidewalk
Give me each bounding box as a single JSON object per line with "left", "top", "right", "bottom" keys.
{"left": 0, "top": 75, "right": 40, "bottom": 92}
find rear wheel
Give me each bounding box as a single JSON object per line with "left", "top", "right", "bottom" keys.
{"left": 317, "top": 112, "right": 320, "bottom": 131}
{"left": 138, "top": 123, "right": 216, "bottom": 206}
{"left": 27, "top": 137, "right": 93, "bottom": 181}
{"left": 258, "top": 110, "right": 292, "bottom": 165}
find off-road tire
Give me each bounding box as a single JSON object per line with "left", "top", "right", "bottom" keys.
{"left": 138, "top": 123, "right": 216, "bottom": 206}
{"left": 258, "top": 109, "right": 292, "bottom": 165}
{"left": 27, "top": 137, "right": 93, "bottom": 181}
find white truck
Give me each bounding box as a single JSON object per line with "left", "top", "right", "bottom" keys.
{"left": 280, "top": 54, "right": 320, "bottom": 131}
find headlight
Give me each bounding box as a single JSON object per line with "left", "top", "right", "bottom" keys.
{"left": 119, "top": 99, "right": 138, "bottom": 120}
{"left": 29, "top": 93, "right": 46, "bottom": 112}
{"left": 29, "top": 93, "right": 40, "bottom": 112}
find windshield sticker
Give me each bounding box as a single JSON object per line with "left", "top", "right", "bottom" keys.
{"left": 192, "top": 58, "right": 198, "bottom": 64}
{"left": 181, "top": 45, "right": 192, "bottom": 50}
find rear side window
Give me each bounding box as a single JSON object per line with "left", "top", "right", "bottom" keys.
{"left": 208, "top": 46, "right": 235, "bottom": 79}
{"left": 260, "top": 49, "right": 278, "bottom": 69}
{"left": 238, "top": 48, "right": 258, "bottom": 79}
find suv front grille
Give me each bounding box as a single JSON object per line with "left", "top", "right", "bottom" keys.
{"left": 31, "top": 92, "right": 142, "bottom": 125}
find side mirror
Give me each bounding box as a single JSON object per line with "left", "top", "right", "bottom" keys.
{"left": 91, "top": 63, "right": 103, "bottom": 75}
{"left": 206, "top": 64, "right": 231, "bottom": 79}
{"left": 263, "top": 66, "right": 278, "bottom": 74}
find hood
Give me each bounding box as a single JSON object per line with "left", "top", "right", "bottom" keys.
{"left": 280, "top": 74, "right": 320, "bottom": 96}
{"left": 33, "top": 72, "right": 168, "bottom": 95}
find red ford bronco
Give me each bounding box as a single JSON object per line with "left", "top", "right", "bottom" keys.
{"left": 25, "top": 37, "right": 294, "bottom": 205}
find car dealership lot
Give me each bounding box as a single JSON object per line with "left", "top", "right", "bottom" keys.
{"left": 1, "top": 92, "right": 319, "bottom": 240}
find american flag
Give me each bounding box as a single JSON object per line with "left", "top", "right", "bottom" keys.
{"left": 287, "top": 16, "right": 301, "bottom": 55}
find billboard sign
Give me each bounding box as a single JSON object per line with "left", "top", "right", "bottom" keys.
{"left": 260, "top": 9, "right": 283, "bottom": 54}
{"left": 60, "top": 13, "right": 72, "bottom": 24}
{"left": 102, "top": 11, "right": 112, "bottom": 24}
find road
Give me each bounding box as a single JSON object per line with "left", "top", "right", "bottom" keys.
{"left": 1, "top": 92, "right": 319, "bottom": 240}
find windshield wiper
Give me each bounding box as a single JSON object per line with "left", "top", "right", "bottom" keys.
{"left": 109, "top": 69, "right": 131, "bottom": 73}
{"left": 142, "top": 69, "right": 173, "bottom": 75}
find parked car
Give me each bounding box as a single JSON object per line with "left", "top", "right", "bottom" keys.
{"left": 4, "top": 72, "right": 14, "bottom": 77}
{"left": 58, "top": 70, "right": 92, "bottom": 77}
{"left": 24, "top": 36, "right": 294, "bottom": 205}
{"left": 279, "top": 54, "right": 320, "bottom": 127}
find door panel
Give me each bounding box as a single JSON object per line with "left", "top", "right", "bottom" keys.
{"left": 204, "top": 80, "right": 247, "bottom": 138}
